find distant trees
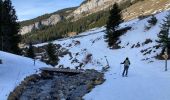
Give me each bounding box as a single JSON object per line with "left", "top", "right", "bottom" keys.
{"left": 46, "top": 43, "right": 58, "bottom": 66}
{"left": 157, "top": 12, "right": 170, "bottom": 49}
{"left": 0, "top": 0, "right": 21, "bottom": 54}
{"left": 27, "top": 43, "right": 35, "bottom": 59}
{"left": 105, "top": 3, "right": 123, "bottom": 48}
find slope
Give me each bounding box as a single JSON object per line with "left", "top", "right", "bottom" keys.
{"left": 83, "top": 11, "right": 170, "bottom": 100}
{"left": 0, "top": 51, "right": 49, "bottom": 100}
{"left": 36, "top": 10, "right": 170, "bottom": 100}
{"left": 21, "top": 0, "right": 170, "bottom": 44}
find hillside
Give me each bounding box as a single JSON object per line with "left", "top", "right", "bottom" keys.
{"left": 19, "top": 7, "right": 77, "bottom": 35}
{"left": 34, "top": 10, "right": 170, "bottom": 100}
{"left": 0, "top": 51, "right": 50, "bottom": 100}
{"left": 20, "top": 0, "right": 170, "bottom": 45}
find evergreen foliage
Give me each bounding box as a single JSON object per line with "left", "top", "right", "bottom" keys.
{"left": 105, "top": 3, "right": 123, "bottom": 48}
{"left": 46, "top": 43, "right": 58, "bottom": 66}
{"left": 0, "top": 0, "right": 3, "bottom": 39}
{"left": 0, "top": 0, "right": 21, "bottom": 54}
{"left": 157, "top": 12, "right": 170, "bottom": 49}
{"left": 27, "top": 43, "right": 35, "bottom": 59}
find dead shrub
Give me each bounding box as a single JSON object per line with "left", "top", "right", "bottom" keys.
{"left": 135, "top": 42, "right": 140, "bottom": 48}
{"left": 142, "top": 39, "right": 152, "bottom": 46}
{"left": 83, "top": 54, "right": 92, "bottom": 64}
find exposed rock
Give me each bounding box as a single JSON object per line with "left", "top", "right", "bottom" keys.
{"left": 67, "top": 0, "right": 140, "bottom": 20}
{"left": 70, "top": 0, "right": 170, "bottom": 21}
{"left": 68, "top": 32, "right": 77, "bottom": 37}
{"left": 19, "top": 14, "right": 61, "bottom": 35}
{"left": 8, "top": 69, "right": 105, "bottom": 100}
{"left": 41, "top": 14, "right": 61, "bottom": 26}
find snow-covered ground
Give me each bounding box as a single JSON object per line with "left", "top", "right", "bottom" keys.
{"left": 1, "top": 9, "right": 170, "bottom": 100}
{"left": 0, "top": 51, "right": 49, "bottom": 100}
{"left": 36, "top": 10, "right": 170, "bottom": 100}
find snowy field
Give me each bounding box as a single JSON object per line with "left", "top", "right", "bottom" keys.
{"left": 0, "top": 51, "right": 49, "bottom": 100}
{"left": 36, "top": 10, "right": 170, "bottom": 100}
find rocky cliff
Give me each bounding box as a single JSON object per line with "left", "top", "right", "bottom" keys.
{"left": 19, "top": 14, "right": 61, "bottom": 35}
{"left": 67, "top": 0, "right": 140, "bottom": 19}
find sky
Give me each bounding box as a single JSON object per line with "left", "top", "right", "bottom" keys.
{"left": 12, "top": 0, "right": 84, "bottom": 21}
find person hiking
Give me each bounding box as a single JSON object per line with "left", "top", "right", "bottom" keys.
{"left": 121, "top": 57, "right": 131, "bottom": 77}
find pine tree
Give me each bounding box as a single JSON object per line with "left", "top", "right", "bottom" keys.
{"left": 157, "top": 12, "right": 170, "bottom": 49}
{"left": 0, "top": 0, "right": 4, "bottom": 51}
{"left": 0, "top": 0, "right": 21, "bottom": 54}
{"left": 27, "top": 43, "right": 35, "bottom": 59}
{"left": 46, "top": 43, "right": 58, "bottom": 66}
{"left": 105, "top": 3, "right": 123, "bottom": 47}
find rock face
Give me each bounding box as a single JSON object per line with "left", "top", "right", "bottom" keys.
{"left": 67, "top": 0, "right": 139, "bottom": 19}
{"left": 67, "top": 0, "right": 114, "bottom": 19}
{"left": 41, "top": 14, "right": 61, "bottom": 26}
{"left": 19, "top": 14, "right": 61, "bottom": 35}
{"left": 8, "top": 69, "right": 105, "bottom": 100}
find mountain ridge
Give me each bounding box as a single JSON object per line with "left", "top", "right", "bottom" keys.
{"left": 19, "top": 0, "right": 170, "bottom": 40}
{"left": 18, "top": 0, "right": 143, "bottom": 35}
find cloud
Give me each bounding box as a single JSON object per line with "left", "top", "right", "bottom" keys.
{"left": 12, "top": 0, "right": 84, "bottom": 21}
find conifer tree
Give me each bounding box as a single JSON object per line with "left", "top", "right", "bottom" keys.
{"left": 157, "top": 12, "right": 170, "bottom": 49}
{"left": 46, "top": 43, "right": 58, "bottom": 66}
{"left": 0, "top": 0, "right": 4, "bottom": 51}
{"left": 0, "top": 0, "right": 21, "bottom": 54}
{"left": 105, "top": 3, "right": 123, "bottom": 47}
{"left": 27, "top": 43, "right": 35, "bottom": 59}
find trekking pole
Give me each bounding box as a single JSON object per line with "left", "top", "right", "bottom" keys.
{"left": 104, "top": 56, "right": 110, "bottom": 68}
{"left": 104, "top": 56, "right": 109, "bottom": 68}
{"left": 120, "top": 63, "right": 122, "bottom": 76}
